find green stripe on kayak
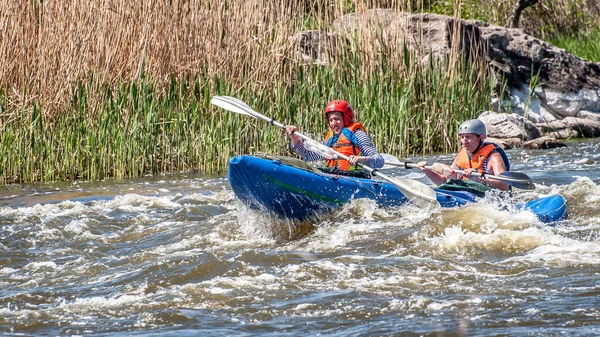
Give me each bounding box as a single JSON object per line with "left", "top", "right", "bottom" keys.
{"left": 264, "top": 174, "right": 345, "bottom": 205}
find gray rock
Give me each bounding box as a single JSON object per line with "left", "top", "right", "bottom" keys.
{"left": 523, "top": 136, "right": 567, "bottom": 149}
{"left": 536, "top": 116, "right": 600, "bottom": 138}
{"left": 479, "top": 110, "right": 542, "bottom": 140}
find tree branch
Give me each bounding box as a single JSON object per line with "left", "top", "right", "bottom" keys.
{"left": 509, "top": 0, "right": 539, "bottom": 28}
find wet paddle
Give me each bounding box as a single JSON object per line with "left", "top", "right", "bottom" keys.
{"left": 380, "top": 153, "right": 535, "bottom": 190}
{"left": 210, "top": 95, "right": 439, "bottom": 208}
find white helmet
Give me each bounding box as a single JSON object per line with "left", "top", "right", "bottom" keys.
{"left": 458, "top": 119, "right": 486, "bottom": 136}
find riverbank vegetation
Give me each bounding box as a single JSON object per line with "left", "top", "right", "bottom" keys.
{"left": 1, "top": 1, "right": 598, "bottom": 183}
{"left": 549, "top": 29, "right": 600, "bottom": 62}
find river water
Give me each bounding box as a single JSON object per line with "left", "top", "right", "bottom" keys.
{"left": 1, "top": 138, "right": 599, "bottom": 336}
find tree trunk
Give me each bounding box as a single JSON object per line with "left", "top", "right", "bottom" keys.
{"left": 509, "top": 0, "right": 539, "bottom": 28}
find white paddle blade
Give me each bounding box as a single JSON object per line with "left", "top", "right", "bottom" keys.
{"left": 390, "top": 178, "right": 438, "bottom": 208}
{"left": 381, "top": 153, "right": 401, "bottom": 165}
{"left": 210, "top": 96, "right": 255, "bottom": 117}
{"left": 370, "top": 169, "right": 439, "bottom": 208}
{"left": 304, "top": 140, "right": 338, "bottom": 159}
{"left": 381, "top": 153, "right": 404, "bottom": 169}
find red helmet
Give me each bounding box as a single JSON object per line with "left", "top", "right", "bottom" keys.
{"left": 324, "top": 100, "right": 354, "bottom": 126}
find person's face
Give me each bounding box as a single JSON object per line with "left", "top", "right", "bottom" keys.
{"left": 327, "top": 112, "right": 345, "bottom": 134}
{"left": 460, "top": 133, "right": 483, "bottom": 154}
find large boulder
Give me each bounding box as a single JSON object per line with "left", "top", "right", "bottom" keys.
{"left": 536, "top": 117, "right": 600, "bottom": 138}
{"left": 331, "top": 12, "right": 483, "bottom": 64}
{"left": 477, "top": 23, "right": 600, "bottom": 123}
{"left": 479, "top": 110, "right": 541, "bottom": 140}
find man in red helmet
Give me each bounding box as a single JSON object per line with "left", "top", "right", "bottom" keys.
{"left": 285, "top": 100, "right": 384, "bottom": 178}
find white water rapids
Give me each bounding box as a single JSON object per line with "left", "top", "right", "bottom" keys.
{"left": 1, "top": 139, "right": 599, "bottom": 336}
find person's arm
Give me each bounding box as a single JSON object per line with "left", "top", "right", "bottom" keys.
{"left": 416, "top": 160, "right": 456, "bottom": 185}
{"left": 290, "top": 141, "right": 326, "bottom": 162}
{"left": 353, "top": 130, "right": 384, "bottom": 168}
{"left": 463, "top": 152, "right": 509, "bottom": 190}
{"left": 285, "top": 125, "right": 325, "bottom": 162}
{"left": 285, "top": 125, "right": 302, "bottom": 146}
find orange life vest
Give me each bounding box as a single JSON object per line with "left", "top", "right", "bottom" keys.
{"left": 324, "top": 122, "right": 367, "bottom": 171}
{"left": 455, "top": 142, "right": 510, "bottom": 178}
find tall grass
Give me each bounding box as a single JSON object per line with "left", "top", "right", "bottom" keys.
{"left": 0, "top": 1, "right": 508, "bottom": 183}
{"left": 0, "top": 54, "right": 495, "bottom": 183}
{"left": 548, "top": 28, "right": 600, "bottom": 62}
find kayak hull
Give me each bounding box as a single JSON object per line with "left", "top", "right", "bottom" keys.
{"left": 228, "top": 155, "right": 567, "bottom": 223}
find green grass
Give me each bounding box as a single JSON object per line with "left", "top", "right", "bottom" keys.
{"left": 548, "top": 28, "right": 600, "bottom": 62}
{"left": 0, "top": 50, "right": 496, "bottom": 183}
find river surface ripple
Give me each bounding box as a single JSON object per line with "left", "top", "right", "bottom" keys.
{"left": 1, "top": 139, "right": 599, "bottom": 336}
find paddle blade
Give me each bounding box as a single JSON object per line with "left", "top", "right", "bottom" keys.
{"left": 496, "top": 171, "right": 536, "bottom": 190}
{"left": 381, "top": 153, "right": 404, "bottom": 169}
{"left": 393, "top": 178, "right": 439, "bottom": 208}
{"left": 372, "top": 170, "right": 438, "bottom": 208}
{"left": 210, "top": 96, "right": 256, "bottom": 117}
{"left": 303, "top": 140, "right": 339, "bottom": 159}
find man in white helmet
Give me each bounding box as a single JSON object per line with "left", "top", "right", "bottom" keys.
{"left": 416, "top": 119, "right": 510, "bottom": 192}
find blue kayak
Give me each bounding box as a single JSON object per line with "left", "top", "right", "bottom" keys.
{"left": 228, "top": 155, "right": 567, "bottom": 224}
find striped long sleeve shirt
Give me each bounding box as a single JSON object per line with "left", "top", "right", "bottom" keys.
{"left": 291, "top": 129, "right": 385, "bottom": 169}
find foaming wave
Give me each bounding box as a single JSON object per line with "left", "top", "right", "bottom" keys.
{"left": 203, "top": 201, "right": 306, "bottom": 248}
{"left": 174, "top": 273, "right": 282, "bottom": 310}
{"left": 295, "top": 198, "right": 436, "bottom": 251}
{"left": 557, "top": 177, "right": 600, "bottom": 219}
{"left": 102, "top": 193, "right": 182, "bottom": 211}
{"left": 504, "top": 241, "right": 600, "bottom": 266}
{"left": 205, "top": 194, "right": 428, "bottom": 248}
{"left": 421, "top": 224, "right": 553, "bottom": 257}
{"left": 0, "top": 200, "right": 87, "bottom": 219}
{"left": 177, "top": 190, "right": 236, "bottom": 207}
{"left": 191, "top": 273, "right": 280, "bottom": 292}
{"left": 405, "top": 180, "right": 600, "bottom": 261}
{"left": 143, "top": 228, "right": 207, "bottom": 257}
{"left": 407, "top": 198, "right": 560, "bottom": 258}
{"left": 60, "top": 293, "right": 148, "bottom": 313}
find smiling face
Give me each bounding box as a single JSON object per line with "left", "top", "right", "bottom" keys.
{"left": 460, "top": 133, "right": 484, "bottom": 154}
{"left": 327, "top": 112, "right": 345, "bottom": 134}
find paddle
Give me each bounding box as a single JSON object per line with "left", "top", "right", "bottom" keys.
{"left": 210, "top": 95, "right": 439, "bottom": 208}
{"left": 380, "top": 153, "right": 535, "bottom": 190}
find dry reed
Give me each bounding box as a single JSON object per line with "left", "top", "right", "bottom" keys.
{"left": 1, "top": 0, "right": 570, "bottom": 183}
